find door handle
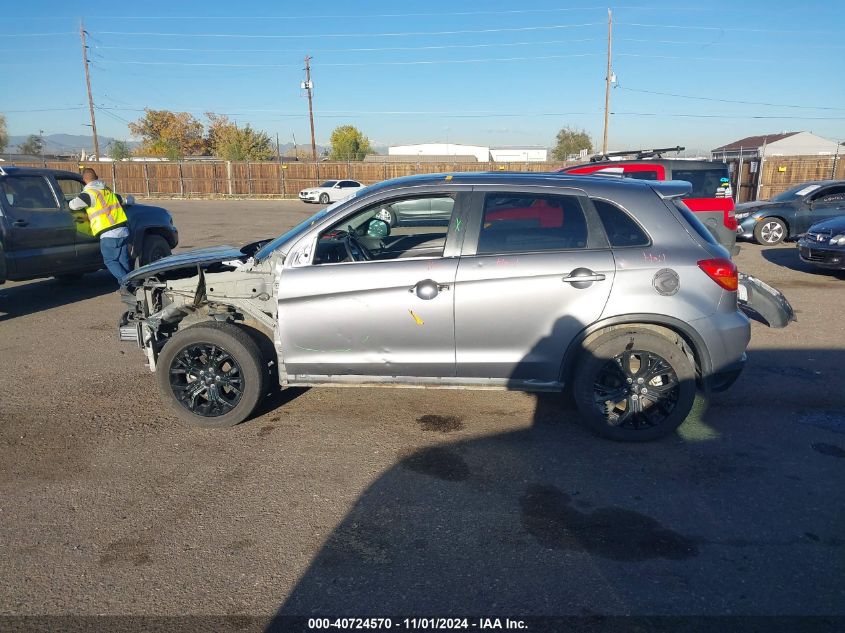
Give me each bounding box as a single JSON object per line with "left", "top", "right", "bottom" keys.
{"left": 410, "top": 278, "right": 449, "bottom": 300}
{"left": 563, "top": 271, "right": 606, "bottom": 283}
{"left": 11, "top": 219, "right": 28, "bottom": 227}
{"left": 563, "top": 268, "right": 606, "bottom": 288}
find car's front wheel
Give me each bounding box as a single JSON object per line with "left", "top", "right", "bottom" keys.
{"left": 754, "top": 218, "right": 787, "bottom": 245}
{"left": 319, "top": 193, "right": 330, "bottom": 204}
{"left": 573, "top": 329, "right": 696, "bottom": 441}
{"left": 156, "top": 322, "right": 267, "bottom": 428}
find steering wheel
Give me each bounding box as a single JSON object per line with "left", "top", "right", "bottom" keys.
{"left": 342, "top": 226, "right": 373, "bottom": 262}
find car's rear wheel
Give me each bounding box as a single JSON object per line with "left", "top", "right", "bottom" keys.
{"left": 573, "top": 329, "right": 696, "bottom": 441}
{"left": 139, "top": 234, "right": 172, "bottom": 266}
{"left": 156, "top": 322, "right": 266, "bottom": 428}
{"left": 754, "top": 218, "right": 787, "bottom": 245}
{"left": 319, "top": 193, "right": 330, "bottom": 204}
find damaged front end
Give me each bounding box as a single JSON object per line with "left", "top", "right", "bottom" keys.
{"left": 118, "top": 240, "right": 283, "bottom": 373}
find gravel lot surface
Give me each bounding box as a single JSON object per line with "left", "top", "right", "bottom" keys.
{"left": 1, "top": 199, "right": 843, "bottom": 620}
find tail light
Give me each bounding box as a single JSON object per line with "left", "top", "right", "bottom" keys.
{"left": 698, "top": 258, "right": 738, "bottom": 291}
{"left": 725, "top": 208, "right": 738, "bottom": 231}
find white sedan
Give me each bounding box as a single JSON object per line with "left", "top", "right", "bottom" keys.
{"left": 299, "top": 180, "right": 364, "bottom": 204}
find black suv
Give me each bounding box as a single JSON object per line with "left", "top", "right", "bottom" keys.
{"left": 0, "top": 166, "right": 178, "bottom": 284}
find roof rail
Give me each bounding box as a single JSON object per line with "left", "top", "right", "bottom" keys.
{"left": 589, "top": 146, "right": 685, "bottom": 162}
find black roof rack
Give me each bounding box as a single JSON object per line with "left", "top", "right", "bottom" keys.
{"left": 589, "top": 146, "right": 685, "bottom": 162}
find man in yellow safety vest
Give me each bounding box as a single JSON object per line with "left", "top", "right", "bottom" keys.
{"left": 69, "top": 168, "right": 131, "bottom": 282}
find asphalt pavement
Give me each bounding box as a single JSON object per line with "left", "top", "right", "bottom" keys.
{"left": 0, "top": 199, "right": 843, "bottom": 623}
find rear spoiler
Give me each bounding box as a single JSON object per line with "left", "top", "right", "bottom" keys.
{"left": 650, "top": 180, "right": 693, "bottom": 200}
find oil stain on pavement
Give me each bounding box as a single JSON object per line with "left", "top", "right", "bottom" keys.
{"left": 98, "top": 538, "right": 152, "bottom": 567}
{"left": 416, "top": 414, "right": 464, "bottom": 433}
{"left": 519, "top": 484, "right": 699, "bottom": 561}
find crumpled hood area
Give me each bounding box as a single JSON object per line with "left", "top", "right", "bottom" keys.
{"left": 123, "top": 245, "right": 246, "bottom": 285}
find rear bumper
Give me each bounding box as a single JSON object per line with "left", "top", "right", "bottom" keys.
{"left": 708, "top": 352, "right": 747, "bottom": 392}
{"left": 689, "top": 309, "right": 751, "bottom": 392}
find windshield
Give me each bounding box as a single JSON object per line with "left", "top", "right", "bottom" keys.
{"left": 319, "top": 180, "right": 338, "bottom": 188}
{"left": 772, "top": 183, "right": 821, "bottom": 202}
{"left": 254, "top": 190, "right": 366, "bottom": 261}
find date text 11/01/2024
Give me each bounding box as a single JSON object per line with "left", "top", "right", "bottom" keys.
{"left": 307, "top": 618, "right": 528, "bottom": 630}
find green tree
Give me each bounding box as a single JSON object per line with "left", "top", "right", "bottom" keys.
{"left": 19, "top": 133, "right": 44, "bottom": 156}
{"left": 128, "top": 109, "right": 205, "bottom": 158}
{"left": 329, "top": 125, "right": 373, "bottom": 161}
{"left": 108, "top": 139, "right": 132, "bottom": 161}
{"left": 552, "top": 126, "right": 593, "bottom": 161}
{"left": 0, "top": 114, "right": 8, "bottom": 154}
{"left": 205, "top": 113, "right": 274, "bottom": 161}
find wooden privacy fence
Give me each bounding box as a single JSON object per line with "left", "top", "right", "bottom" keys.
{"left": 9, "top": 160, "right": 570, "bottom": 198}
{"left": 724, "top": 155, "right": 844, "bottom": 203}
{"left": 11, "top": 155, "right": 843, "bottom": 201}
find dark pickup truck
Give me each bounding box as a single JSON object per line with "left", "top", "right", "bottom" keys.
{"left": 0, "top": 166, "right": 178, "bottom": 284}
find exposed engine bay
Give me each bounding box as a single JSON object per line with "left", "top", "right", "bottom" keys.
{"left": 119, "top": 239, "right": 284, "bottom": 375}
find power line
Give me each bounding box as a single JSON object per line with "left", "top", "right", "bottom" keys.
{"left": 0, "top": 32, "right": 75, "bottom": 37}
{"left": 617, "top": 86, "right": 845, "bottom": 111}
{"left": 3, "top": 106, "right": 87, "bottom": 112}
{"left": 83, "top": 7, "right": 611, "bottom": 19}
{"left": 94, "top": 52, "right": 604, "bottom": 69}
{"left": 613, "top": 111, "right": 845, "bottom": 120}
{"left": 91, "top": 38, "right": 603, "bottom": 54}
{"left": 616, "top": 21, "right": 838, "bottom": 35}
{"left": 95, "top": 23, "right": 603, "bottom": 39}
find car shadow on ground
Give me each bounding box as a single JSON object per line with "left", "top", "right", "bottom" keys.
{"left": 265, "top": 319, "right": 844, "bottom": 623}
{"left": 760, "top": 245, "right": 845, "bottom": 278}
{"left": 0, "top": 271, "right": 116, "bottom": 322}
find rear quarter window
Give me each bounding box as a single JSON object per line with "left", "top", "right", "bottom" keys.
{"left": 592, "top": 199, "right": 650, "bottom": 247}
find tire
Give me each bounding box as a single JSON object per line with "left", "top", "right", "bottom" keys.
{"left": 754, "top": 218, "right": 787, "bottom": 245}
{"left": 139, "top": 234, "right": 172, "bottom": 266}
{"left": 54, "top": 273, "right": 85, "bottom": 284}
{"left": 573, "top": 329, "right": 697, "bottom": 442}
{"left": 319, "top": 193, "right": 330, "bottom": 204}
{"left": 156, "top": 322, "right": 267, "bottom": 428}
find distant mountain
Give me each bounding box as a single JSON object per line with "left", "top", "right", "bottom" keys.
{"left": 6, "top": 134, "right": 139, "bottom": 156}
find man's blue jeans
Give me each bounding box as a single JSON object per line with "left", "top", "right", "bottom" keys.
{"left": 100, "top": 235, "right": 132, "bottom": 282}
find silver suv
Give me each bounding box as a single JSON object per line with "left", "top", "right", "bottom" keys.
{"left": 120, "top": 173, "right": 750, "bottom": 441}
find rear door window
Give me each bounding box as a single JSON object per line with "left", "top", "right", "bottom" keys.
{"left": 592, "top": 199, "right": 650, "bottom": 247}
{"left": 477, "top": 193, "right": 588, "bottom": 254}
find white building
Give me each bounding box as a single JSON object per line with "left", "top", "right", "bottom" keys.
{"left": 388, "top": 143, "right": 549, "bottom": 163}
{"left": 711, "top": 132, "right": 843, "bottom": 159}
{"left": 389, "top": 143, "right": 490, "bottom": 163}
{"left": 489, "top": 148, "right": 548, "bottom": 162}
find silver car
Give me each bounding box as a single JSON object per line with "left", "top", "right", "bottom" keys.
{"left": 120, "top": 173, "right": 750, "bottom": 441}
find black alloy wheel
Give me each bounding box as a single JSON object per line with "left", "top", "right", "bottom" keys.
{"left": 592, "top": 349, "right": 680, "bottom": 430}
{"left": 169, "top": 342, "right": 244, "bottom": 417}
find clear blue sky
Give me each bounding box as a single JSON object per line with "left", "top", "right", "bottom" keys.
{"left": 3, "top": 0, "right": 844, "bottom": 153}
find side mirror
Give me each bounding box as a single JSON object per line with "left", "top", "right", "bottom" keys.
{"left": 124, "top": 194, "right": 135, "bottom": 207}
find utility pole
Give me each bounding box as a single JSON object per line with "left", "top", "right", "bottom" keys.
{"left": 304, "top": 56, "right": 317, "bottom": 162}
{"left": 79, "top": 20, "right": 100, "bottom": 161}
{"left": 276, "top": 132, "right": 282, "bottom": 162}
{"left": 601, "top": 8, "right": 613, "bottom": 156}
